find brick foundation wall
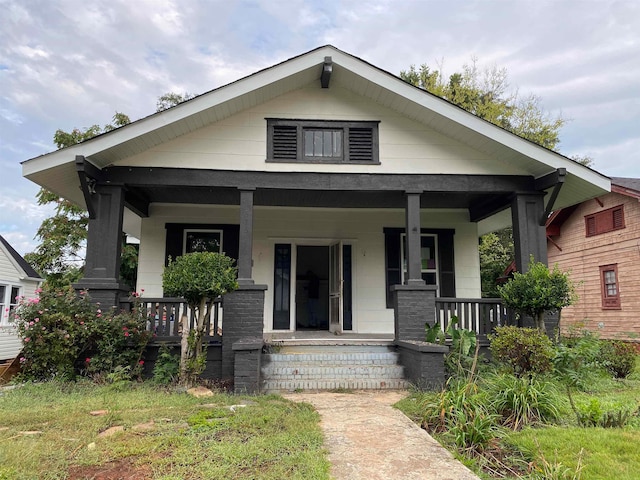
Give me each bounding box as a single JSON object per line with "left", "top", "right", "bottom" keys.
{"left": 396, "top": 340, "right": 448, "bottom": 390}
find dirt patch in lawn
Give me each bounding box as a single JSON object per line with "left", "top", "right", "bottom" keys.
{"left": 68, "top": 457, "right": 153, "bottom": 480}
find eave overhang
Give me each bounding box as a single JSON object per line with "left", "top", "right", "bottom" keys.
{"left": 22, "top": 45, "right": 611, "bottom": 215}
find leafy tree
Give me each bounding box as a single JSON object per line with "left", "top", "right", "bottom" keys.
{"left": 479, "top": 228, "right": 513, "bottom": 297}
{"left": 52, "top": 112, "right": 131, "bottom": 148}
{"left": 401, "top": 59, "right": 578, "bottom": 294}
{"left": 401, "top": 59, "right": 565, "bottom": 150}
{"left": 156, "top": 92, "right": 195, "bottom": 112}
{"left": 24, "top": 189, "right": 88, "bottom": 289}
{"left": 498, "top": 259, "right": 577, "bottom": 332}
{"left": 162, "top": 252, "right": 238, "bottom": 386}
{"left": 26, "top": 113, "right": 132, "bottom": 288}
{"left": 28, "top": 93, "right": 192, "bottom": 288}
{"left": 571, "top": 154, "right": 594, "bottom": 167}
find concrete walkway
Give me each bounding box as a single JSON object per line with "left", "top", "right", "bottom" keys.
{"left": 284, "top": 390, "right": 480, "bottom": 480}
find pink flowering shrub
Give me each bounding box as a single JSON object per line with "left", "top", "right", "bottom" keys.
{"left": 14, "top": 286, "right": 150, "bottom": 381}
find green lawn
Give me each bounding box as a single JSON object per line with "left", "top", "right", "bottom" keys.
{"left": 0, "top": 382, "right": 330, "bottom": 480}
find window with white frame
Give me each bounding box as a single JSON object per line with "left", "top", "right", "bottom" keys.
{"left": 183, "top": 229, "right": 223, "bottom": 255}
{"left": 400, "top": 234, "right": 438, "bottom": 289}
{"left": 0, "top": 284, "right": 21, "bottom": 324}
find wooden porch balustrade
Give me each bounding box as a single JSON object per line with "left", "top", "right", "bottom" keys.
{"left": 119, "top": 296, "right": 513, "bottom": 344}
{"left": 435, "top": 297, "right": 516, "bottom": 342}
{"left": 119, "top": 297, "right": 222, "bottom": 343}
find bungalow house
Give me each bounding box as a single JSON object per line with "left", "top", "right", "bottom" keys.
{"left": 0, "top": 235, "right": 42, "bottom": 361}
{"left": 22, "top": 46, "right": 609, "bottom": 391}
{"left": 547, "top": 177, "right": 640, "bottom": 341}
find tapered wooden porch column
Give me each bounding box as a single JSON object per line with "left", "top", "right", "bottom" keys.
{"left": 511, "top": 193, "right": 547, "bottom": 272}
{"left": 392, "top": 191, "right": 436, "bottom": 342}
{"left": 511, "top": 192, "right": 551, "bottom": 331}
{"left": 405, "top": 190, "right": 425, "bottom": 286}
{"left": 222, "top": 187, "right": 266, "bottom": 388}
{"left": 237, "top": 188, "right": 255, "bottom": 285}
{"left": 74, "top": 184, "right": 130, "bottom": 307}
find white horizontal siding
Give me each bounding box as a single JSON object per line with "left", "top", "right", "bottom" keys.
{"left": 0, "top": 329, "right": 21, "bottom": 361}
{"left": 115, "top": 85, "right": 526, "bottom": 176}
{"left": 136, "top": 205, "right": 481, "bottom": 335}
{"left": 0, "top": 248, "right": 22, "bottom": 283}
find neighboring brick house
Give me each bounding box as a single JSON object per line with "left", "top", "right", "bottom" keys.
{"left": 547, "top": 177, "right": 640, "bottom": 341}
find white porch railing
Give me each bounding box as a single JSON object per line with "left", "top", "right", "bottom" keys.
{"left": 435, "top": 297, "right": 514, "bottom": 339}
{"left": 119, "top": 297, "right": 222, "bottom": 343}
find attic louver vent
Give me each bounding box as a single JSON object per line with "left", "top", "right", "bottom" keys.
{"left": 585, "top": 205, "right": 625, "bottom": 237}
{"left": 348, "top": 128, "right": 373, "bottom": 162}
{"left": 267, "top": 119, "right": 379, "bottom": 164}
{"left": 272, "top": 125, "right": 298, "bottom": 160}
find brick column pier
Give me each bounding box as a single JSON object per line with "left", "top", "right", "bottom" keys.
{"left": 221, "top": 284, "right": 267, "bottom": 380}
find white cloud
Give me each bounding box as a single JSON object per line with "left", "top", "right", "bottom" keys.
{"left": 0, "top": 0, "right": 638, "bottom": 252}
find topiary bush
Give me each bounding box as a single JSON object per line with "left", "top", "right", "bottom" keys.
{"left": 14, "top": 286, "right": 150, "bottom": 381}
{"left": 600, "top": 340, "right": 637, "bottom": 379}
{"left": 489, "top": 326, "right": 554, "bottom": 377}
{"left": 163, "top": 252, "right": 238, "bottom": 386}
{"left": 498, "top": 259, "right": 577, "bottom": 332}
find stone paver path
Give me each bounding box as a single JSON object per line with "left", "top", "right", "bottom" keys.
{"left": 284, "top": 390, "right": 480, "bottom": 480}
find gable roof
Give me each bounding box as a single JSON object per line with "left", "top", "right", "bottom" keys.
{"left": 611, "top": 177, "right": 640, "bottom": 200}
{"left": 22, "top": 45, "right": 609, "bottom": 214}
{"left": 546, "top": 177, "right": 640, "bottom": 234}
{"left": 0, "top": 235, "right": 41, "bottom": 280}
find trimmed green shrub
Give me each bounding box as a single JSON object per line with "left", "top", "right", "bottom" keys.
{"left": 490, "top": 326, "right": 554, "bottom": 377}
{"left": 498, "top": 259, "right": 577, "bottom": 331}
{"left": 600, "top": 340, "right": 637, "bottom": 379}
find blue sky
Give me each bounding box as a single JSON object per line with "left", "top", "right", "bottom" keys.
{"left": 1, "top": 0, "right": 639, "bottom": 255}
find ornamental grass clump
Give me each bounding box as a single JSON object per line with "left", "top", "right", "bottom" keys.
{"left": 485, "top": 373, "right": 562, "bottom": 429}
{"left": 14, "top": 286, "right": 150, "bottom": 381}
{"left": 421, "top": 379, "right": 499, "bottom": 453}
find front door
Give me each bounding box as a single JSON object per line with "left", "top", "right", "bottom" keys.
{"left": 329, "top": 241, "right": 343, "bottom": 333}
{"left": 272, "top": 242, "right": 350, "bottom": 331}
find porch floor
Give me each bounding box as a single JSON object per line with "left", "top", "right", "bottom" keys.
{"left": 263, "top": 331, "right": 394, "bottom": 346}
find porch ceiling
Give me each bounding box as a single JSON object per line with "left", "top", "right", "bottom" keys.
{"left": 100, "top": 167, "right": 535, "bottom": 217}
{"left": 128, "top": 185, "right": 492, "bottom": 210}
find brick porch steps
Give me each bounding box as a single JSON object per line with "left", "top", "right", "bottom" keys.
{"left": 261, "top": 345, "right": 410, "bottom": 393}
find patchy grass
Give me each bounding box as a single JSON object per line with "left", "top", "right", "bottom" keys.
{"left": 0, "top": 382, "right": 330, "bottom": 480}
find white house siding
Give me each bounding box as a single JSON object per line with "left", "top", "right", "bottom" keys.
{"left": 0, "top": 330, "right": 22, "bottom": 361}
{"left": 114, "top": 85, "right": 528, "bottom": 178}
{"left": 0, "top": 250, "right": 39, "bottom": 360}
{"left": 136, "top": 204, "right": 480, "bottom": 335}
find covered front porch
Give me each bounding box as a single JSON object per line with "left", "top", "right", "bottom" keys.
{"left": 74, "top": 161, "right": 558, "bottom": 391}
